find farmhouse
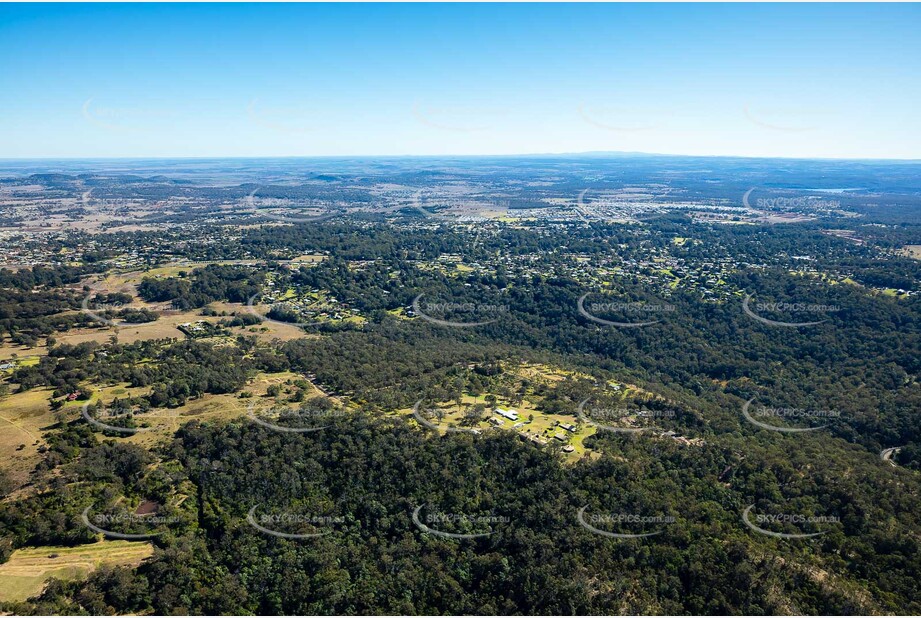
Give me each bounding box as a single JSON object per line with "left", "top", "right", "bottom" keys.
{"left": 495, "top": 407, "right": 519, "bottom": 421}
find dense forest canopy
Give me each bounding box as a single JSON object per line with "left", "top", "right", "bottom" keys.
{"left": 1, "top": 157, "right": 921, "bottom": 615}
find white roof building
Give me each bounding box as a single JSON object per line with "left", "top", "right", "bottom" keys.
{"left": 495, "top": 407, "right": 519, "bottom": 421}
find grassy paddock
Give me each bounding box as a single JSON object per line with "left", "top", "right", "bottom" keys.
{"left": 0, "top": 540, "right": 154, "bottom": 602}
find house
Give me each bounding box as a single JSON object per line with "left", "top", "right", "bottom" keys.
{"left": 522, "top": 432, "right": 547, "bottom": 446}
{"left": 495, "top": 407, "right": 519, "bottom": 421}
{"left": 559, "top": 422, "right": 576, "bottom": 432}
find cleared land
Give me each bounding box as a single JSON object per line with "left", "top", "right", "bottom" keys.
{"left": 0, "top": 540, "right": 154, "bottom": 603}
{"left": 0, "top": 370, "right": 327, "bottom": 492}
{"left": 0, "top": 300, "right": 308, "bottom": 362}
{"left": 900, "top": 245, "right": 921, "bottom": 260}
{"left": 0, "top": 388, "right": 54, "bottom": 487}
{"left": 397, "top": 362, "right": 698, "bottom": 463}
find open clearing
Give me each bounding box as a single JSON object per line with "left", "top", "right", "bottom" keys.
{"left": 396, "top": 363, "right": 603, "bottom": 461}
{"left": 397, "top": 362, "right": 689, "bottom": 462}
{"left": 0, "top": 540, "right": 154, "bottom": 603}
{"left": 0, "top": 370, "right": 325, "bottom": 492}
{"left": 900, "top": 245, "right": 921, "bottom": 260}
{"left": 0, "top": 388, "right": 55, "bottom": 487}
{"left": 0, "top": 299, "right": 308, "bottom": 363}
{"left": 120, "top": 371, "right": 320, "bottom": 449}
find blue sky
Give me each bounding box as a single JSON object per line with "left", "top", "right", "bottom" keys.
{"left": 1, "top": 3, "right": 919, "bottom": 159}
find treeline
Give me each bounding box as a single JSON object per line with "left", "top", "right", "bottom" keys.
{"left": 0, "top": 264, "right": 106, "bottom": 345}
{"left": 12, "top": 339, "right": 253, "bottom": 409}
{"left": 137, "top": 264, "right": 265, "bottom": 309}
{"left": 4, "top": 413, "right": 920, "bottom": 614}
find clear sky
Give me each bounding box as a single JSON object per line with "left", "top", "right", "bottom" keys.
{"left": 1, "top": 2, "right": 919, "bottom": 160}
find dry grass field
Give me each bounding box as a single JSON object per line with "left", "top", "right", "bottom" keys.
{"left": 395, "top": 362, "right": 680, "bottom": 463}
{"left": 0, "top": 369, "right": 327, "bottom": 493}
{"left": 0, "top": 540, "right": 154, "bottom": 603}
{"left": 0, "top": 388, "right": 55, "bottom": 487}
{"left": 900, "top": 245, "right": 921, "bottom": 260}
{"left": 120, "top": 371, "right": 320, "bottom": 449}
{"left": 0, "top": 298, "right": 309, "bottom": 364}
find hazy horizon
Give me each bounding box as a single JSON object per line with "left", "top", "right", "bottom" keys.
{"left": 2, "top": 150, "right": 921, "bottom": 164}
